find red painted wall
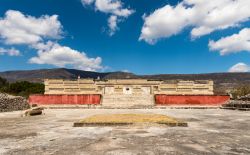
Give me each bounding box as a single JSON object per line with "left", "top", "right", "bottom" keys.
{"left": 29, "top": 94, "right": 101, "bottom": 105}
{"left": 155, "top": 95, "right": 230, "bottom": 106}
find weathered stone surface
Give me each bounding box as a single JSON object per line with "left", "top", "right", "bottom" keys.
{"left": 0, "top": 93, "right": 29, "bottom": 112}
{"left": 44, "top": 79, "right": 214, "bottom": 95}
{"left": 222, "top": 100, "right": 250, "bottom": 110}
{"left": 0, "top": 109, "right": 250, "bottom": 155}
{"left": 24, "top": 107, "right": 44, "bottom": 116}
{"left": 101, "top": 94, "right": 154, "bottom": 108}
{"left": 239, "top": 94, "right": 250, "bottom": 101}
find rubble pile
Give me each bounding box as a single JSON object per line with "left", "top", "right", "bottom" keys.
{"left": 222, "top": 94, "right": 250, "bottom": 110}
{"left": 0, "top": 93, "right": 30, "bottom": 112}
{"left": 238, "top": 94, "right": 250, "bottom": 101}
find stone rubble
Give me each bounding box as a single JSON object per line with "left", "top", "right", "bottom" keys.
{"left": 238, "top": 94, "right": 250, "bottom": 101}
{"left": 0, "top": 93, "right": 30, "bottom": 112}
{"left": 222, "top": 94, "right": 250, "bottom": 110}
{"left": 23, "top": 107, "right": 44, "bottom": 116}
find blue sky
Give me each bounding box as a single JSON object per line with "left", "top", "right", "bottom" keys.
{"left": 0, "top": 0, "right": 250, "bottom": 74}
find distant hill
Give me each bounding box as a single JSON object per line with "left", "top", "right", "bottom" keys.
{"left": 0, "top": 68, "right": 138, "bottom": 83}
{"left": 0, "top": 68, "right": 250, "bottom": 93}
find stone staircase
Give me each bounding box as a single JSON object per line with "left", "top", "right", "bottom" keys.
{"left": 101, "top": 94, "right": 154, "bottom": 108}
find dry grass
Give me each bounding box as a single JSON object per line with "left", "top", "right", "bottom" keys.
{"left": 74, "top": 114, "right": 187, "bottom": 127}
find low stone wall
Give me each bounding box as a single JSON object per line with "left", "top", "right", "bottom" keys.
{"left": 29, "top": 94, "right": 101, "bottom": 105}
{"left": 0, "top": 93, "right": 29, "bottom": 112}
{"left": 222, "top": 100, "right": 250, "bottom": 110}
{"left": 155, "top": 95, "right": 230, "bottom": 106}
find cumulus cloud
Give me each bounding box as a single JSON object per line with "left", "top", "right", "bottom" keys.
{"left": 0, "top": 10, "right": 62, "bottom": 45}
{"left": 209, "top": 28, "right": 250, "bottom": 55}
{"left": 228, "top": 62, "right": 250, "bottom": 72}
{"left": 81, "top": 0, "right": 134, "bottom": 35}
{"left": 0, "top": 47, "right": 20, "bottom": 56}
{"left": 0, "top": 10, "right": 104, "bottom": 71}
{"left": 29, "top": 42, "right": 103, "bottom": 71}
{"left": 140, "top": 0, "right": 250, "bottom": 44}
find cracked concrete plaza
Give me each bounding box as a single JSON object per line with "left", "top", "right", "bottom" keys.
{"left": 0, "top": 109, "right": 250, "bottom": 155}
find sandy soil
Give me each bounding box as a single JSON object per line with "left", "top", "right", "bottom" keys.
{"left": 0, "top": 109, "right": 250, "bottom": 155}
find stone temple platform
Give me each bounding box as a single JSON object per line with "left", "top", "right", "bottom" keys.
{"left": 29, "top": 79, "right": 230, "bottom": 108}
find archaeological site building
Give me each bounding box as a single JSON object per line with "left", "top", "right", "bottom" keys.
{"left": 29, "top": 79, "right": 230, "bottom": 107}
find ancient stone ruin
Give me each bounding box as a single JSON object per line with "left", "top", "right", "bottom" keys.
{"left": 29, "top": 79, "right": 230, "bottom": 108}
{"left": 222, "top": 94, "right": 250, "bottom": 110}
{"left": 0, "top": 93, "right": 30, "bottom": 112}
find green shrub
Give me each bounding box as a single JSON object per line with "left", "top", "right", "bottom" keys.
{"left": 231, "top": 85, "right": 250, "bottom": 99}
{"left": 0, "top": 76, "right": 7, "bottom": 87}
{"left": 0, "top": 76, "right": 44, "bottom": 98}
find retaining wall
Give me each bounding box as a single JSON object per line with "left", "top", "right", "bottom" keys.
{"left": 29, "top": 94, "right": 101, "bottom": 105}
{"left": 155, "top": 95, "right": 230, "bottom": 106}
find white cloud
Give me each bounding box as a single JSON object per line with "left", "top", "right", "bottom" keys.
{"left": 81, "top": 0, "right": 94, "bottom": 5}
{"left": 108, "top": 15, "right": 118, "bottom": 36}
{"left": 0, "top": 47, "right": 20, "bottom": 56}
{"left": 209, "top": 28, "right": 250, "bottom": 55}
{"left": 0, "top": 10, "right": 104, "bottom": 71}
{"left": 94, "top": 0, "right": 133, "bottom": 17}
{"left": 122, "top": 69, "right": 129, "bottom": 73}
{"left": 0, "top": 10, "right": 62, "bottom": 45}
{"left": 81, "top": 0, "right": 134, "bottom": 35}
{"left": 140, "top": 0, "right": 250, "bottom": 44}
{"left": 228, "top": 62, "right": 250, "bottom": 72}
{"left": 29, "top": 42, "right": 103, "bottom": 71}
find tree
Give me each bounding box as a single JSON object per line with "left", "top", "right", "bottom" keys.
{"left": 231, "top": 85, "right": 250, "bottom": 99}
{"left": 0, "top": 76, "right": 44, "bottom": 98}
{"left": 0, "top": 76, "right": 7, "bottom": 87}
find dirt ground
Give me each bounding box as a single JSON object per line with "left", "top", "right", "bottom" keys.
{"left": 0, "top": 109, "right": 250, "bottom": 155}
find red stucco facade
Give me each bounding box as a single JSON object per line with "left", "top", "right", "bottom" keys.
{"left": 29, "top": 94, "right": 230, "bottom": 106}
{"left": 155, "top": 95, "right": 230, "bottom": 106}
{"left": 29, "top": 94, "right": 101, "bottom": 105}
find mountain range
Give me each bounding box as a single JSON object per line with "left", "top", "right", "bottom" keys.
{"left": 1, "top": 68, "right": 250, "bottom": 93}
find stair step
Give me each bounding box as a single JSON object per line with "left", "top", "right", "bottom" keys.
{"left": 102, "top": 94, "right": 154, "bottom": 107}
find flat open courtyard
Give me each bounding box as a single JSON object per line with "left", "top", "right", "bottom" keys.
{"left": 0, "top": 109, "right": 250, "bottom": 155}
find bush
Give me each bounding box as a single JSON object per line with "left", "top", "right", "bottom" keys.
{"left": 231, "top": 85, "right": 250, "bottom": 99}
{"left": 0, "top": 77, "right": 7, "bottom": 87}
{"left": 0, "top": 77, "right": 44, "bottom": 98}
